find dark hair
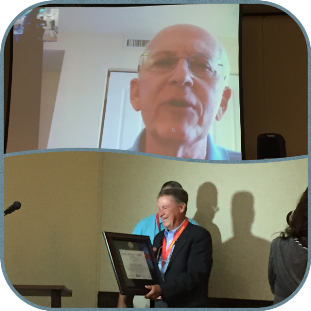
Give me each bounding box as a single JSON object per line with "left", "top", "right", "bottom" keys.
{"left": 280, "top": 188, "right": 308, "bottom": 247}
{"left": 161, "top": 181, "right": 183, "bottom": 191}
{"left": 158, "top": 188, "right": 188, "bottom": 212}
{"left": 286, "top": 211, "right": 293, "bottom": 225}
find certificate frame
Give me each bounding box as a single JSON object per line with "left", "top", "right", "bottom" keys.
{"left": 103, "top": 231, "right": 162, "bottom": 295}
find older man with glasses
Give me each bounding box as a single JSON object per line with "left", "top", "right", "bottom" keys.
{"left": 128, "top": 24, "right": 241, "bottom": 160}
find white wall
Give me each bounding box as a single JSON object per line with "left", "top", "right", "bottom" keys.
{"left": 43, "top": 31, "right": 238, "bottom": 149}
{"left": 46, "top": 33, "right": 144, "bottom": 148}
{"left": 39, "top": 70, "right": 61, "bottom": 149}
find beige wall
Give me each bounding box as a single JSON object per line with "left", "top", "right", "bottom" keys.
{"left": 4, "top": 152, "right": 102, "bottom": 308}
{"left": 99, "top": 153, "right": 307, "bottom": 301}
{"left": 4, "top": 152, "right": 307, "bottom": 307}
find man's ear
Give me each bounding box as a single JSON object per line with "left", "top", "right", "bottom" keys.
{"left": 215, "top": 86, "right": 231, "bottom": 121}
{"left": 179, "top": 203, "right": 186, "bottom": 213}
{"left": 130, "top": 78, "right": 141, "bottom": 111}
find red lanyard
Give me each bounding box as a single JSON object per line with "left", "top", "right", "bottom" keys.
{"left": 156, "top": 213, "right": 161, "bottom": 231}
{"left": 161, "top": 218, "right": 189, "bottom": 266}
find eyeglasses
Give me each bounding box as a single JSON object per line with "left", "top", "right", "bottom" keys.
{"left": 139, "top": 50, "right": 225, "bottom": 79}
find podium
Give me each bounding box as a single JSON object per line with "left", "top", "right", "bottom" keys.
{"left": 13, "top": 285, "right": 72, "bottom": 308}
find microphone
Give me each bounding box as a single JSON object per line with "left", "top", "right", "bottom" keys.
{"left": 4, "top": 201, "right": 21, "bottom": 216}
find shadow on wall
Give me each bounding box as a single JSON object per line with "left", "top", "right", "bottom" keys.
{"left": 219, "top": 191, "right": 271, "bottom": 299}
{"left": 194, "top": 186, "right": 271, "bottom": 300}
{"left": 192, "top": 182, "right": 222, "bottom": 298}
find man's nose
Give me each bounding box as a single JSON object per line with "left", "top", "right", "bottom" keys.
{"left": 169, "top": 58, "right": 194, "bottom": 87}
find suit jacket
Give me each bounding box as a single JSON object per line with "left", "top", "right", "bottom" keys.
{"left": 153, "top": 222, "right": 213, "bottom": 307}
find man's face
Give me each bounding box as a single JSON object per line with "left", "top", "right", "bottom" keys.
{"left": 130, "top": 25, "right": 230, "bottom": 145}
{"left": 157, "top": 195, "right": 185, "bottom": 231}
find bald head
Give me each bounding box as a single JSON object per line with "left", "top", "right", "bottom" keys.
{"left": 144, "top": 24, "right": 230, "bottom": 83}
{"left": 148, "top": 24, "right": 217, "bottom": 49}
{"left": 130, "top": 23, "right": 232, "bottom": 155}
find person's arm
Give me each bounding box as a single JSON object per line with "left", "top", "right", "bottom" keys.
{"left": 160, "top": 229, "right": 212, "bottom": 302}
{"left": 144, "top": 246, "right": 162, "bottom": 300}
{"left": 117, "top": 294, "right": 127, "bottom": 308}
{"left": 117, "top": 294, "right": 134, "bottom": 308}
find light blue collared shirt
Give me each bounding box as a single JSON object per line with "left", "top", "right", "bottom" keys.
{"left": 158, "top": 219, "right": 187, "bottom": 279}
{"left": 128, "top": 129, "right": 241, "bottom": 160}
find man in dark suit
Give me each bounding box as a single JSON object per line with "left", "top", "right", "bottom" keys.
{"left": 145, "top": 188, "right": 213, "bottom": 307}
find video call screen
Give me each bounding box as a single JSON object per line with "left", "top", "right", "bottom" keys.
{"left": 26, "top": 4, "right": 241, "bottom": 160}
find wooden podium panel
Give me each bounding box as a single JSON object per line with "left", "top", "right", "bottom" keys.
{"left": 13, "top": 285, "right": 72, "bottom": 308}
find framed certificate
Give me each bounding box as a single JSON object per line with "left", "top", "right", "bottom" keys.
{"left": 103, "top": 231, "right": 162, "bottom": 295}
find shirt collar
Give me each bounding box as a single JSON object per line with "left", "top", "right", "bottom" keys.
{"left": 164, "top": 218, "right": 187, "bottom": 236}
{"left": 130, "top": 129, "right": 230, "bottom": 160}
